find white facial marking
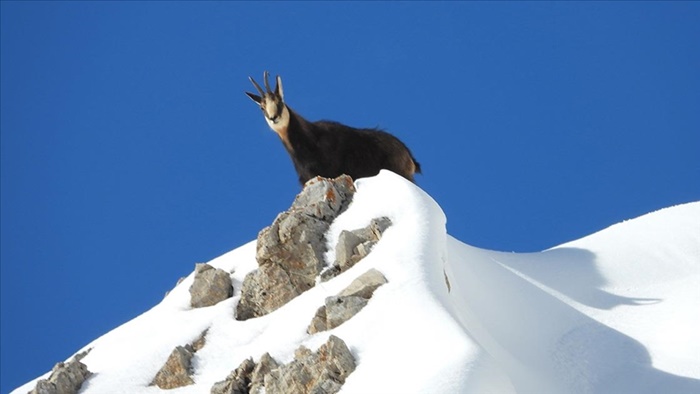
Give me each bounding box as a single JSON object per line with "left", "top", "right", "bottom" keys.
{"left": 263, "top": 97, "right": 278, "bottom": 120}
{"left": 262, "top": 98, "right": 290, "bottom": 134}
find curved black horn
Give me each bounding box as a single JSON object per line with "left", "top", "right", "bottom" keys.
{"left": 249, "top": 76, "right": 265, "bottom": 97}
{"left": 263, "top": 70, "right": 272, "bottom": 94}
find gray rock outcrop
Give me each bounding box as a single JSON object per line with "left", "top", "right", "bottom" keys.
{"left": 211, "top": 353, "right": 279, "bottom": 394}
{"left": 337, "top": 268, "right": 389, "bottom": 299}
{"left": 151, "top": 345, "right": 195, "bottom": 389}
{"left": 236, "top": 175, "right": 355, "bottom": 321}
{"left": 249, "top": 353, "right": 279, "bottom": 394}
{"left": 29, "top": 351, "right": 91, "bottom": 394}
{"left": 321, "top": 217, "right": 391, "bottom": 281}
{"left": 210, "top": 357, "right": 255, "bottom": 394}
{"left": 308, "top": 269, "right": 388, "bottom": 334}
{"left": 265, "top": 335, "right": 356, "bottom": 394}
{"left": 213, "top": 335, "right": 355, "bottom": 394}
{"left": 151, "top": 329, "right": 208, "bottom": 390}
{"left": 324, "top": 296, "right": 369, "bottom": 330}
{"left": 191, "top": 329, "right": 208, "bottom": 352}
{"left": 190, "top": 263, "right": 234, "bottom": 308}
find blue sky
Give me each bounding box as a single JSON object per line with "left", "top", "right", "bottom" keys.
{"left": 1, "top": 2, "right": 698, "bottom": 391}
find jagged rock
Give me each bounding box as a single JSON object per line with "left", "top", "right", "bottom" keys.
{"left": 353, "top": 216, "right": 392, "bottom": 242}
{"left": 192, "top": 329, "right": 208, "bottom": 352}
{"left": 190, "top": 263, "right": 234, "bottom": 308}
{"left": 325, "top": 296, "right": 369, "bottom": 330}
{"left": 309, "top": 269, "right": 388, "bottom": 334}
{"left": 210, "top": 352, "right": 281, "bottom": 394}
{"left": 264, "top": 335, "right": 356, "bottom": 394}
{"left": 337, "top": 268, "right": 388, "bottom": 299}
{"left": 30, "top": 351, "right": 91, "bottom": 394}
{"left": 210, "top": 358, "right": 256, "bottom": 394}
{"left": 235, "top": 263, "right": 300, "bottom": 321}
{"left": 152, "top": 330, "right": 211, "bottom": 390}
{"left": 322, "top": 217, "right": 392, "bottom": 281}
{"left": 151, "top": 345, "right": 195, "bottom": 389}
{"left": 256, "top": 211, "right": 328, "bottom": 291}
{"left": 334, "top": 230, "right": 365, "bottom": 270}
{"left": 211, "top": 337, "right": 354, "bottom": 394}
{"left": 290, "top": 175, "right": 355, "bottom": 221}
{"left": 236, "top": 175, "right": 355, "bottom": 321}
{"left": 319, "top": 265, "right": 342, "bottom": 282}
{"left": 250, "top": 353, "right": 279, "bottom": 394}
{"left": 308, "top": 306, "right": 329, "bottom": 334}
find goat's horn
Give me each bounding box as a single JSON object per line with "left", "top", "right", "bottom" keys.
{"left": 263, "top": 70, "right": 272, "bottom": 94}
{"left": 249, "top": 76, "right": 265, "bottom": 97}
{"left": 275, "top": 75, "right": 284, "bottom": 100}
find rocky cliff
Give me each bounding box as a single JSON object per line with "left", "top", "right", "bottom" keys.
{"left": 22, "top": 175, "right": 391, "bottom": 394}
{"left": 13, "top": 171, "right": 700, "bottom": 394}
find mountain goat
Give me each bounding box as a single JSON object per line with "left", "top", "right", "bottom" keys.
{"left": 246, "top": 71, "right": 421, "bottom": 185}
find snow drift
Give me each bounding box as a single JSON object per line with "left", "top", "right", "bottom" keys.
{"left": 13, "top": 171, "right": 700, "bottom": 393}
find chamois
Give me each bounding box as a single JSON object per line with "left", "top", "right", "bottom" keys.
{"left": 245, "top": 71, "right": 421, "bottom": 186}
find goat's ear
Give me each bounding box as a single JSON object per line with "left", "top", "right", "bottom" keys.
{"left": 275, "top": 75, "right": 284, "bottom": 101}
{"left": 245, "top": 91, "right": 262, "bottom": 104}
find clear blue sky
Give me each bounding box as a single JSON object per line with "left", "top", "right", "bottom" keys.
{"left": 2, "top": 2, "right": 698, "bottom": 391}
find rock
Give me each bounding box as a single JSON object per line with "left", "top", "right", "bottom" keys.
{"left": 151, "top": 331, "right": 210, "bottom": 390}
{"left": 30, "top": 352, "right": 91, "bottom": 394}
{"left": 256, "top": 211, "right": 328, "bottom": 291}
{"left": 235, "top": 263, "right": 300, "bottom": 321}
{"left": 210, "top": 358, "right": 255, "bottom": 394}
{"left": 308, "top": 269, "right": 388, "bottom": 334}
{"left": 337, "top": 268, "right": 388, "bottom": 299}
{"left": 291, "top": 175, "right": 355, "bottom": 221}
{"left": 211, "top": 337, "right": 355, "bottom": 394}
{"left": 192, "top": 329, "right": 208, "bottom": 352}
{"left": 323, "top": 217, "right": 392, "bottom": 281}
{"left": 334, "top": 230, "right": 365, "bottom": 271}
{"left": 151, "top": 345, "right": 195, "bottom": 389}
{"left": 264, "top": 335, "right": 356, "bottom": 394}
{"left": 319, "top": 265, "right": 342, "bottom": 282}
{"left": 325, "top": 296, "right": 368, "bottom": 330}
{"left": 190, "top": 263, "right": 233, "bottom": 308}
{"left": 236, "top": 175, "right": 356, "bottom": 321}
{"left": 249, "top": 353, "right": 279, "bottom": 394}
{"left": 210, "top": 353, "right": 279, "bottom": 394}
{"left": 307, "top": 306, "right": 329, "bottom": 334}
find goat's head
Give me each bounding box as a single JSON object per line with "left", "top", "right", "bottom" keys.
{"left": 246, "top": 71, "right": 289, "bottom": 133}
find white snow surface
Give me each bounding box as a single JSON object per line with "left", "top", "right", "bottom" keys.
{"left": 13, "top": 171, "right": 700, "bottom": 394}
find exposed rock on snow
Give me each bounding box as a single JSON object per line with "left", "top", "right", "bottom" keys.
{"left": 192, "top": 329, "right": 208, "bottom": 352}
{"left": 321, "top": 217, "right": 391, "bottom": 281}
{"left": 264, "top": 335, "right": 355, "bottom": 394}
{"left": 29, "top": 351, "right": 91, "bottom": 394}
{"left": 151, "top": 345, "right": 195, "bottom": 389}
{"left": 337, "top": 268, "right": 388, "bottom": 298}
{"left": 236, "top": 175, "right": 355, "bottom": 320}
{"left": 12, "top": 171, "right": 700, "bottom": 394}
{"left": 189, "top": 263, "right": 233, "bottom": 308}
{"left": 151, "top": 330, "right": 208, "bottom": 390}
{"left": 212, "top": 336, "right": 354, "bottom": 394}
{"left": 249, "top": 353, "right": 279, "bottom": 394}
{"left": 325, "top": 296, "right": 368, "bottom": 330}
{"left": 308, "top": 268, "right": 387, "bottom": 334}
{"left": 210, "top": 357, "right": 255, "bottom": 394}
{"left": 211, "top": 353, "right": 279, "bottom": 394}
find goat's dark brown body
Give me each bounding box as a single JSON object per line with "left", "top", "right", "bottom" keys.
{"left": 246, "top": 72, "right": 421, "bottom": 186}
{"left": 283, "top": 108, "right": 421, "bottom": 185}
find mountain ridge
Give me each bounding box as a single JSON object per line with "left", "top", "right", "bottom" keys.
{"left": 13, "top": 171, "right": 700, "bottom": 393}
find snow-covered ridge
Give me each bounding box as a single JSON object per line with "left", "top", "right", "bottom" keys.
{"left": 13, "top": 171, "right": 700, "bottom": 393}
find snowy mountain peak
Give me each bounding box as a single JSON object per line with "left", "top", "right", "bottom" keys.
{"left": 13, "top": 171, "right": 700, "bottom": 393}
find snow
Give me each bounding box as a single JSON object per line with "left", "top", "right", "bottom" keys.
{"left": 12, "top": 170, "right": 700, "bottom": 393}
